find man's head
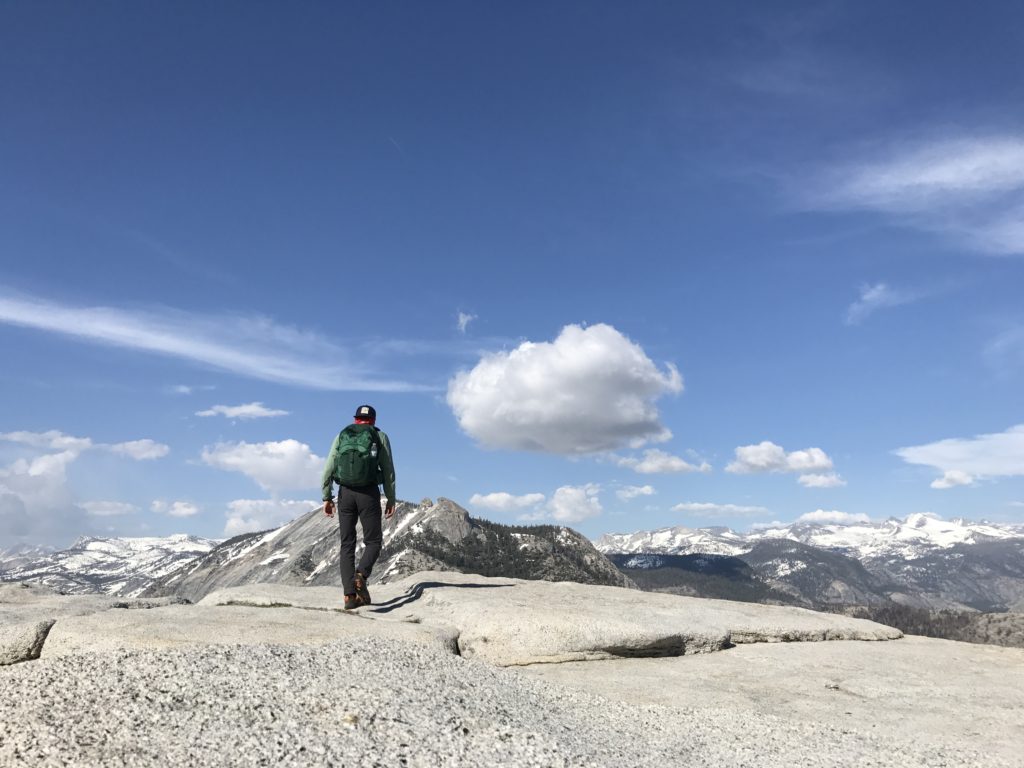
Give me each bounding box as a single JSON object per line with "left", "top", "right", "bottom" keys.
{"left": 354, "top": 404, "right": 376, "bottom": 424}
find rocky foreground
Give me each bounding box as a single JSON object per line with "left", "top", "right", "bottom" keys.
{"left": 2, "top": 574, "right": 1022, "bottom": 766}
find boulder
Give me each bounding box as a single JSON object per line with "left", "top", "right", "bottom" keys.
{"left": 0, "top": 619, "right": 56, "bottom": 665}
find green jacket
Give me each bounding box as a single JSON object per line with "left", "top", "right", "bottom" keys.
{"left": 321, "top": 425, "right": 396, "bottom": 505}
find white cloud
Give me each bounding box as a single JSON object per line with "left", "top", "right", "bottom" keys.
{"left": 107, "top": 439, "right": 170, "bottom": 460}
{"left": 845, "top": 283, "right": 918, "bottom": 325}
{"left": 0, "top": 430, "right": 93, "bottom": 453}
{"left": 469, "top": 492, "right": 546, "bottom": 512}
{"left": 930, "top": 470, "right": 975, "bottom": 490}
{"left": 984, "top": 325, "right": 1024, "bottom": 375}
{"left": 617, "top": 449, "right": 711, "bottom": 475}
{"left": 1009, "top": 501, "right": 1024, "bottom": 508}
{"left": 151, "top": 500, "right": 201, "bottom": 518}
{"left": 797, "top": 472, "right": 847, "bottom": 488}
{"left": 196, "top": 402, "right": 290, "bottom": 420}
{"left": 616, "top": 485, "right": 655, "bottom": 501}
{"left": 895, "top": 424, "right": 1024, "bottom": 489}
{"left": 0, "top": 448, "right": 87, "bottom": 543}
{"left": 0, "top": 431, "right": 169, "bottom": 462}
{"left": 813, "top": 135, "right": 1024, "bottom": 255}
{"left": 201, "top": 440, "right": 322, "bottom": 493}
{"left": 224, "top": 498, "right": 316, "bottom": 536}
{"left": 457, "top": 312, "right": 476, "bottom": 334}
{"left": 795, "top": 510, "right": 870, "bottom": 525}
{"left": 726, "top": 441, "right": 838, "bottom": 487}
{"left": 0, "top": 431, "right": 169, "bottom": 545}
{"left": 671, "top": 502, "right": 768, "bottom": 516}
{"left": 545, "top": 484, "right": 603, "bottom": 524}
{"left": 447, "top": 323, "right": 683, "bottom": 454}
{"left": 749, "top": 520, "right": 786, "bottom": 531}
{"left": 0, "top": 291, "right": 424, "bottom": 392}
{"left": 82, "top": 501, "right": 139, "bottom": 517}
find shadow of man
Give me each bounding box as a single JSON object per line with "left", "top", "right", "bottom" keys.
{"left": 369, "top": 580, "right": 511, "bottom": 614}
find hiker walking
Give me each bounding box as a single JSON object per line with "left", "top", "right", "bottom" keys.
{"left": 321, "top": 404, "right": 397, "bottom": 610}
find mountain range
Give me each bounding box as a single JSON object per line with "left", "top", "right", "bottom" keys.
{"left": 598, "top": 514, "right": 1024, "bottom": 611}
{"left": 0, "top": 535, "right": 217, "bottom": 597}
{"left": 140, "top": 497, "right": 632, "bottom": 602}
{"left": 4, "top": 507, "right": 1024, "bottom": 616}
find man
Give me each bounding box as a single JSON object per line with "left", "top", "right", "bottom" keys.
{"left": 321, "top": 404, "right": 397, "bottom": 610}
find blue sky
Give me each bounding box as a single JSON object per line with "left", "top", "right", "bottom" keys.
{"left": 2, "top": 1, "right": 1023, "bottom": 546}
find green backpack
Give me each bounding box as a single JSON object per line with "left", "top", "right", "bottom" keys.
{"left": 332, "top": 425, "right": 381, "bottom": 487}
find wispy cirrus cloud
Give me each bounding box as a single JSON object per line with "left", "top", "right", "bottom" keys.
{"left": 0, "top": 291, "right": 426, "bottom": 392}
{"left": 845, "top": 282, "right": 920, "bottom": 325}
{"left": 809, "top": 134, "right": 1024, "bottom": 255}
{"left": 984, "top": 324, "right": 1024, "bottom": 376}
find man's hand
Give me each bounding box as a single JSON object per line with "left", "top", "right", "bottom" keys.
{"left": 384, "top": 502, "right": 396, "bottom": 519}
{"left": 323, "top": 500, "right": 335, "bottom": 517}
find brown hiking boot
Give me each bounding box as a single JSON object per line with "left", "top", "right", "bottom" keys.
{"left": 354, "top": 571, "right": 372, "bottom": 606}
{"left": 343, "top": 593, "right": 363, "bottom": 611}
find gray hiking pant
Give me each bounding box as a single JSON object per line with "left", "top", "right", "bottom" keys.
{"left": 336, "top": 484, "right": 383, "bottom": 595}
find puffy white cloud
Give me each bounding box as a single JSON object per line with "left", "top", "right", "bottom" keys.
{"left": 447, "top": 323, "right": 682, "bottom": 455}
{"left": 796, "top": 510, "right": 870, "bottom": 525}
{"left": 107, "top": 439, "right": 170, "bottom": 460}
{"left": 671, "top": 502, "right": 768, "bottom": 516}
{"left": 811, "top": 135, "right": 1024, "bottom": 254}
{"left": 845, "top": 283, "right": 918, "bottom": 325}
{"left": 196, "top": 402, "right": 290, "bottom": 420}
{"left": 617, "top": 449, "right": 710, "bottom": 475}
{"left": 0, "top": 430, "right": 169, "bottom": 544}
{"left": 797, "top": 472, "right": 847, "bottom": 488}
{"left": 151, "top": 500, "right": 201, "bottom": 518}
{"left": 546, "top": 484, "right": 603, "bottom": 524}
{"left": 726, "top": 440, "right": 838, "bottom": 487}
{"left": 201, "top": 440, "right": 322, "bottom": 493}
{"left": 82, "top": 501, "right": 139, "bottom": 517}
{"left": 469, "top": 492, "right": 546, "bottom": 512}
{"left": 895, "top": 424, "right": 1024, "bottom": 489}
{"left": 616, "top": 485, "right": 655, "bottom": 501}
{"left": 931, "top": 470, "right": 975, "bottom": 490}
{"left": 456, "top": 312, "right": 476, "bottom": 334}
{"left": 224, "top": 498, "right": 316, "bottom": 536}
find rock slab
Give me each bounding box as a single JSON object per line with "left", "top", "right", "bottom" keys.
{"left": 201, "top": 571, "right": 901, "bottom": 666}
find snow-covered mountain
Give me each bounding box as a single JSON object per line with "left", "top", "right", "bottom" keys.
{"left": 143, "top": 497, "right": 632, "bottom": 602}
{"left": 596, "top": 514, "right": 1024, "bottom": 562}
{"left": 596, "top": 514, "right": 1024, "bottom": 611}
{"left": 0, "top": 534, "right": 219, "bottom": 597}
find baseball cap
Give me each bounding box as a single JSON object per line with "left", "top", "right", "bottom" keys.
{"left": 354, "top": 404, "right": 376, "bottom": 421}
